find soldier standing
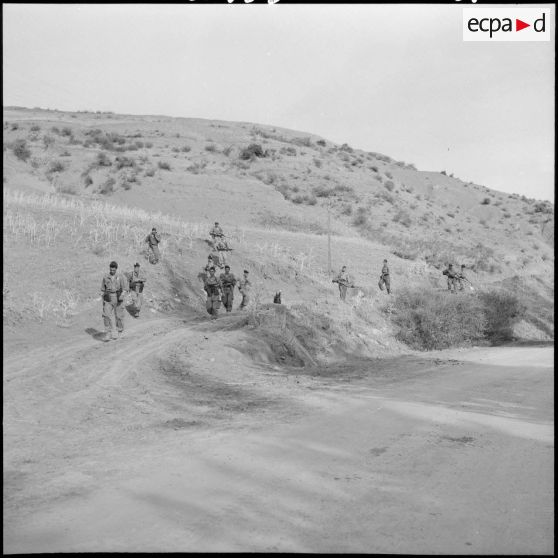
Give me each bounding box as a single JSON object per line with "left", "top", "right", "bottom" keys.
{"left": 378, "top": 259, "right": 391, "bottom": 294}
{"left": 219, "top": 265, "right": 237, "bottom": 312}
{"left": 204, "top": 266, "right": 222, "bottom": 319}
{"left": 128, "top": 262, "right": 146, "bottom": 317}
{"left": 145, "top": 227, "right": 161, "bottom": 264}
{"left": 333, "top": 265, "right": 352, "bottom": 301}
{"left": 238, "top": 269, "right": 252, "bottom": 309}
{"left": 443, "top": 263, "right": 458, "bottom": 293}
{"left": 100, "top": 260, "right": 129, "bottom": 341}
{"left": 456, "top": 264, "right": 469, "bottom": 291}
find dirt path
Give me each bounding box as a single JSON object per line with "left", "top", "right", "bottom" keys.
{"left": 3, "top": 315, "right": 554, "bottom": 554}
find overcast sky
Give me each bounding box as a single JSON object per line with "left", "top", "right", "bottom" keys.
{"left": 3, "top": 3, "right": 555, "bottom": 202}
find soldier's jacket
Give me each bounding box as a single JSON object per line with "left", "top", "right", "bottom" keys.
{"left": 219, "top": 272, "right": 237, "bottom": 290}
{"left": 204, "top": 275, "right": 221, "bottom": 296}
{"left": 210, "top": 226, "right": 223, "bottom": 237}
{"left": 146, "top": 232, "right": 161, "bottom": 246}
{"left": 101, "top": 273, "right": 128, "bottom": 299}
{"left": 381, "top": 264, "right": 390, "bottom": 277}
{"left": 129, "top": 269, "right": 147, "bottom": 290}
{"left": 238, "top": 278, "right": 252, "bottom": 293}
{"left": 335, "top": 271, "right": 351, "bottom": 287}
{"left": 444, "top": 267, "right": 458, "bottom": 279}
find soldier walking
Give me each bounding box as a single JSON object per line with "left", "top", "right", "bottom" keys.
{"left": 238, "top": 269, "right": 252, "bottom": 309}
{"left": 219, "top": 265, "right": 237, "bottom": 312}
{"left": 378, "top": 259, "right": 391, "bottom": 294}
{"left": 333, "top": 265, "right": 352, "bottom": 301}
{"left": 100, "top": 260, "right": 129, "bottom": 341}
{"left": 145, "top": 227, "right": 161, "bottom": 264}
{"left": 209, "top": 221, "right": 224, "bottom": 250}
{"left": 204, "top": 266, "right": 222, "bottom": 319}
{"left": 443, "top": 263, "right": 458, "bottom": 293}
{"left": 214, "top": 238, "right": 230, "bottom": 268}
{"left": 128, "top": 262, "right": 146, "bottom": 317}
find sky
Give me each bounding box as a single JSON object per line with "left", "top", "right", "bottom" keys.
{"left": 3, "top": 3, "right": 555, "bottom": 202}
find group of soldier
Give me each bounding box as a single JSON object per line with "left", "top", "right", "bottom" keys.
{"left": 442, "top": 263, "right": 471, "bottom": 293}
{"left": 100, "top": 221, "right": 473, "bottom": 339}
{"left": 333, "top": 259, "right": 391, "bottom": 300}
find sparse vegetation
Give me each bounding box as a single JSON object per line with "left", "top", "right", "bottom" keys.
{"left": 11, "top": 139, "right": 31, "bottom": 162}
{"left": 239, "top": 143, "right": 266, "bottom": 161}
{"left": 157, "top": 161, "right": 172, "bottom": 171}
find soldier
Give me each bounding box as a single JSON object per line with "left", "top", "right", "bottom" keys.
{"left": 209, "top": 221, "right": 224, "bottom": 249}
{"left": 273, "top": 291, "right": 282, "bottom": 304}
{"left": 204, "top": 266, "right": 222, "bottom": 319}
{"left": 442, "top": 263, "right": 458, "bottom": 293}
{"left": 100, "top": 260, "right": 129, "bottom": 341}
{"left": 378, "top": 259, "right": 391, "bottom": 294}
{"left": 219, "top": 265, "right": 237, "bottom": 312}
{"left": 128, "top": 262, "right": 146, "bottom": 317}
{"left": 456, "top": 264, "right": 469, "bottom": 291}
{"left": 214, "top": 238, "right": 230, "bottom": 268}
{"left": 332, "top": 265, "right": 352, "bottom": 301}
{"left": 145, "top": 227, "right": 161, "bottom": 264}
{"left": 237, "top": 269, "right": 252, "bottom": 309}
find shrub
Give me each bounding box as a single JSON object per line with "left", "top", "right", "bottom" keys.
{"left": 392, "top": 210, "right": 412, "bottom": 228}
{"left": 48, "top": 160, "right": 65, "bottom": 173}
{"left": 478, "top": 291, "right": 524, "bottom": 344}
{"left": 341, "top": 204, "right": 353, "bottom": 216}
{"left": 352, "top": 207, "right": 368, "bottom": 226}
{"left": 239, "top": 143, "right": 266, "bottom": 160}
{"left": 205, "top": 144, "right": 217, "bottom": 152}
{"left": 115, "top": 156, "right": 136, "bottom": 170}
{"left": 61, "top": 127, "right": 73, "bottom": 137}
{"left": 30, "top": 124, "right": 41, "bottom": 132}
{"left": 145, "top": 142, "right": 154, "bottom": 148}
{"left": 84, "top": 175, "right": 93, "bottom": 187}
{"left": 313, "top": 185, "right": 334, "bottom": 198}
{"left": 158, "top": 161, "right": 171, "bottom": 170}
{"left": 222, "top": 146, "right": 233, "bottom": 157}
{"left": 316, "top": 139, "right": 326, "bottom": 147}
{"left": 371, "top": 165, "right": 378, "bottom": 173}
{"left": 42, "top": 135, "right": 55, "bottom": 149}
{"left": 481, "top": 198, "right": 491, "bottom": 205}
{"left": 11, "top": 139, "right": 31, "bottom": 162}
{"left": 99, "top": 177, "right": 115, "bottom": 195}
{"left": 384, "top": 180, "right": 395, "bottom": 192}
{"left": 280, "top": 146, "right": 297, "bottom": 156}
{"left": 392, "top": 288, "right": 487, "bottom": 350}
{"left": 96, "top": 152, "right": 112, "bottom": 167}
{"left": 144, "top": 168, "right": 155, "bottom": 177}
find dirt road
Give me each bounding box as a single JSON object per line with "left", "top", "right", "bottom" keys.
{"left": 3, "top": 313, "right": 554, "bottom": 554}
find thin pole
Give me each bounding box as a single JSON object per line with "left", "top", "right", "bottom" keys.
{"left": 327, "top": 203, "right": 331, "bottom": 276}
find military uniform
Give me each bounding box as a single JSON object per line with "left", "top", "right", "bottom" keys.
{"left": 238, "top": 276, "right": 252, "bottom": 309}
{"left": 219, "top": 270, "right": 237, "bottom": 312}
{"left": 101, "top": 272, "right": 129, "bottom": 338}
{"left": 334, "top": 269, "right": 351, "bottom": 301}
{"left": 145, "top": 230, "right": 161, "bottom": 263}
{"left": 204, "top": 274, "right": 222, "bottom": 318}
{"left": 378, "top": 262, "right": 391, "bottom": 294}
{"left": 128, "top": 268, "right": 146, "bottom": 316}
{"left": 215, "top": 239, "right": 229, "bottom": 267}
{"left": 443, "top": 265, "right": 458, "bottom": 293}
{"left": 456, "top": 266, "right": 467, "bottom": 291}
{"left": 209, "top": 225, "right": 224, "bottom": 249}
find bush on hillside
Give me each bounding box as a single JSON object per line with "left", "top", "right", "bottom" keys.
{"left": 99, "top": 177, "right": 115, "bottom": 195}
{"left": 11, "top": 139, "right": 31, "bottom": 162}
{"left": 316, "top": 139, "right": 326, "bottom": 147}
{"left": 96, "top": 152, "right": 112, "bottom": 167}
{"left": 48, "top": 160, "right": 65, "bottom": 173}
{"left": 392, "top": 288, "right": 487, "bottom": 350}
{"left": 478, "top": 291, "right": 525, "bottom": 343}
{"left": 158, "top": 161, "right": 172, "bottom": 170}
{"left": 239, "top": 143, "right": 266, "bottom": 160}
{"left": 384, "top": 180, "right": 395, "bottom": 192}
{"left": 115, "top": 156, "right": 136, "bottom": 170}
{"left": 481, "top": 197, "right": 491, "bottom": 205}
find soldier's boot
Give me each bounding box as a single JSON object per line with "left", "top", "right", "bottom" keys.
{"left": 103, "top": 331, "right": 112, "bottom": 342}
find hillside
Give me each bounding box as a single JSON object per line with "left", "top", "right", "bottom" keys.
{"left": 3, "top": 106, "right": 555, "bottom": 350}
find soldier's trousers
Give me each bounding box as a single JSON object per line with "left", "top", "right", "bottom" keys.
{"left": 222, "top": 288, "right": 234, "bottom": 312}
{"left": 338, "top": 284, "right": 347, "bottom": 301}
{"left": 240, "top": 293, "right": 250, "bottom": 309}
{"left": 149, "top": 244, "right": 160, "bottom": 263}
{"left": 378, "top": 275, "right": 391, "bottom": 293}
{"left": 447, "top": 278, "right": 456, "bottom": 292}
{"left": 103, "top": 296, "right": 125, "bottom": 334}
{"left": 132, "top": 290, "right": 143, "bottom": 313}
{"left": 217, "top": 251, "right": 227, "bottom": 267}
{"left": 206, "top": 294, "right": 221, "bottom": 317}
